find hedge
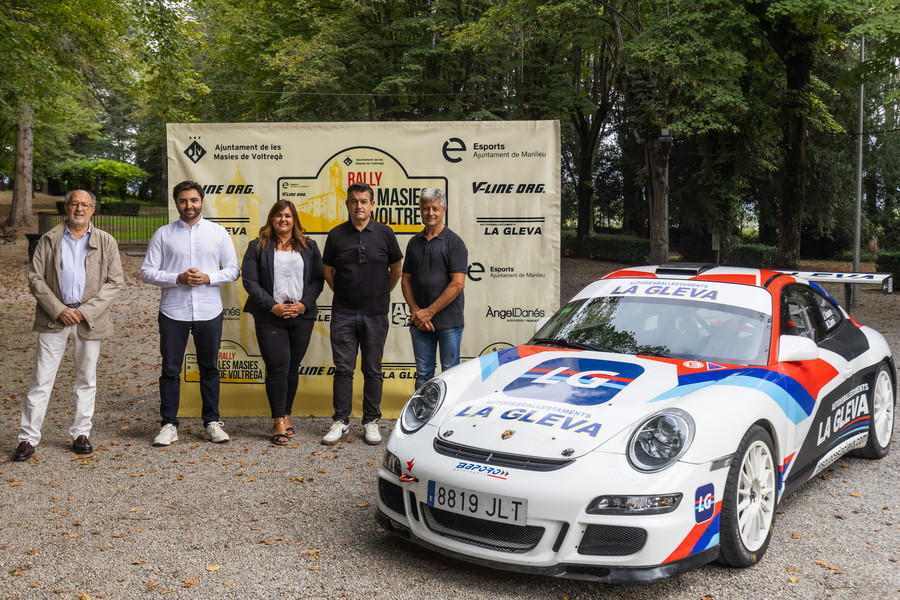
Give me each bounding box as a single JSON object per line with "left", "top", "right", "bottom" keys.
{"left": 875, "top": 251, "right": 900, "bottom": 283}
{"left": 726, "top": 243, "right": 777, "bottom": 268}
{"left": 561, "top": 231, "right": 650, "bottom": 264}
{"left": 101, "top": 201, "right": 141, "bottom": 216}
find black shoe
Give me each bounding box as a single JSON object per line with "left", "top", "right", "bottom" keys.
{"left": 72, "top": 435, "right": 93, "bottom": 455}
{"left": 13, "top": 441, "right": 34, "bottom": 461}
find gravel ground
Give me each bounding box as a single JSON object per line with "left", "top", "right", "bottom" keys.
{"left": 0, "top": 242, "right": 897, "bottom": 600}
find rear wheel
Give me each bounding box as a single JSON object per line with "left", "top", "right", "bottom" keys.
{"left": 854, "top": 363, "right": 894, "bottom": 459}
{"left": 717, "top": 425, "right": 776, "bottom": 567}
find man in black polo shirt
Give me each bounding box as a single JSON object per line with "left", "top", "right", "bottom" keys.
{"left": 322, "top": 182, "right": 403, "bottom": 445}
{"left": 401, "top": 188, "right": 467, "bottom": 391}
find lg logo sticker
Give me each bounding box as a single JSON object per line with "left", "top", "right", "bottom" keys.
{"left": 695, "top": 483, "right": 715, "bottom": 523}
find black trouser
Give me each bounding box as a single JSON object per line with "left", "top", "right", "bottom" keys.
{"left": 329, "top": 312, "right": 389, "bottom": 424}
{"left": 254, "top": 315, "right": 315, "bottom": 418}
{"left": 158, "top": 311, "right": 223, "bottom": 427}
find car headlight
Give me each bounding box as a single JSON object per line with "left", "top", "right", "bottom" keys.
{"left": 400, "top": 379, "right": 446, "bottom": 434}
{"left": 627, "top": 409, "right": 694, "bottom": 472}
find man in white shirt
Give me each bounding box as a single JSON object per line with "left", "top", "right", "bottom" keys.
{"left": 14, "top": 190, "right": 123, "bottom": 461}
{"left": 141, "top": 180, "right": 239, "bottom": 445}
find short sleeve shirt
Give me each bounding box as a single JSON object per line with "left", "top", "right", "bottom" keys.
{"left": 402, "top": 227, "right": 467, "bottom": 329}
{"left": 323, "top": 219, "right": 403, "bottom": 315}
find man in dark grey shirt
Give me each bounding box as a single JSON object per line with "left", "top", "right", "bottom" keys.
{"left": 322, "top": 182, "right": 403, "bottom": 445}
{"left": 401, "top": 188, "right": 467, "bottom": 390}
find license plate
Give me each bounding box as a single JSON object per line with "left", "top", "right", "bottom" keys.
{"left": 427, "top": 480, "right": 527, "bottom": 525}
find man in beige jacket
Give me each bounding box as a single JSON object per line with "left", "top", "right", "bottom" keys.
{"left": 13, "top": 190, "right": 124, "bottom": 461}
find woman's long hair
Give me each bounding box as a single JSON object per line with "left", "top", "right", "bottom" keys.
{"left": 257, "top": 200, "right": 308, "bottom": 251}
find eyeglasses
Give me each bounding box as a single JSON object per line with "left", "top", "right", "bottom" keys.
{"left": 357, "top": 241, "right": 366, "bottom": 264}
{"left": 68, "top": 202, "right": 94, "bottom": 210}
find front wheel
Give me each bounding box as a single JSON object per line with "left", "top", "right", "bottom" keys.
{"left": 854, "top": 363, "right": 895, "bottom": 459}
{"left": 717, "top": 425, "right": 776, "bottom": 568}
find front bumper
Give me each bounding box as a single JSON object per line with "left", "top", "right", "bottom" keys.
{"left": 376, "top": 508, "right": 718, "bottom": 582}
{"left": 376, "top": 435, "right": 728, "bottom": 582}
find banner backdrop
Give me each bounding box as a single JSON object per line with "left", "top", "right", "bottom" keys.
{"left": 166, "top": 121, "right": 560, "bottom": 417}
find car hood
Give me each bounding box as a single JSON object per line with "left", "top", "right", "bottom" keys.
{"left": 436, "top": 345, "right": 722, "bottom": 459}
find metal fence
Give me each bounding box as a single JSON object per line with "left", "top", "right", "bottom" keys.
{"left": 38, "top": 207, "right": 168, "bottom": 245}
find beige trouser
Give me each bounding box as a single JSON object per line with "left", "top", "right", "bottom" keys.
{"left": 19, "top": 325, "right": 101, "bottom": 445}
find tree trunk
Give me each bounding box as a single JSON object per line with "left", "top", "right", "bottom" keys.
{"left": 776, "top": 111, "right": 805, "bottom": 268}
{"left": 646, "top": 138, "right": 671, "bottom": 264}
{"left": 6, "top": 108, "right": 36, "bottom": 228}
{"left": 574, "top": 130, "right": 594, "bottom": 241}
{"left": 775, "top": 48, "right": 811, "bottom": 269}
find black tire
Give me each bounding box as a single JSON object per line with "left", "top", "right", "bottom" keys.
{"left": 854, "top": 363, "right": 895, "bottom": 459}
{"left": 717, "top": 425, "right": 777, "bottom": 568}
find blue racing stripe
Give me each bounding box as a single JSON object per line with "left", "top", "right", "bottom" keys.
{"left": 479, "top": 346, "right": 522, "bottom": 381}
{"left": 651, "top": 368, "right": 816, "bottom": 424}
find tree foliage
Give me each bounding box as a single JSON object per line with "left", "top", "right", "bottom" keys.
{"left": 4, "top": 0, "right": 900, "bottom": 267}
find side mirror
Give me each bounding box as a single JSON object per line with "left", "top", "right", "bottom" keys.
{"left": 533, "top": 316, "right": 550, "bottom": 335}
{"left": 777, "top": 335, "right": 818, "bottom": 362}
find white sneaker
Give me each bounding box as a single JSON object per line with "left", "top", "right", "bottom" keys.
{"left": 321, "top": 421, "right": 349, "bottom": 445}
{"left": 364, "top": 420, "right": 383, "bottom": 445}
{"left": 153, "top": 424, "right": 178, "bottom": 446}
{"left": 204, "top": 421, "right": 230, "bottom": 443}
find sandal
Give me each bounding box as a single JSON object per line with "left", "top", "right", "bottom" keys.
{"left": 273, "top": 419, "right": 289, "bottom": 446}
{"left": 284, "top": 415, "right": 294, "bottom": 437}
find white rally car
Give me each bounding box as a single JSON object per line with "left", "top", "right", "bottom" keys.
{"left": 376, "top": 264, "right": 896, "bottom": 582}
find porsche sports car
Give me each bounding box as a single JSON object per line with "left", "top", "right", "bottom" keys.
{"left": 376, "top": 264, "right": 896, "bottom": 582}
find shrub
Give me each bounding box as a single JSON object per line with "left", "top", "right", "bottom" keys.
{"left": 101, "top": 201, "right": 141, "bottom": 216}
{"left": 561, "top": 231, "right": 650, "bottom": 264}
{"left": 726, "top": 243, "right": 777, "bottom": 268}
{"left": 875, "top": 251, "right": 900, "bottom": 283}
{"left": 51, "top": 159, "right": 149, "bottom": 200}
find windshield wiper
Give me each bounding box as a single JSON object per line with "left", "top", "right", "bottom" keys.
{"left": 530, "top": 337, "right": 607, "bottom": 352}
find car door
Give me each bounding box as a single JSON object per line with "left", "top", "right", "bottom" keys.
{"left": 779, "top": 284, "right": 868, "bottom": 494}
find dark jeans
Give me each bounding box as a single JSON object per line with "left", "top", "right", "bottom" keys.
{"left": 158, "top": 311, "right": 223, "bottom": 427}
{"left": 255, "top": 315, "right": 314, "bottom": 418}
{"left": 409, "top": 326, "right": 463, "bottom": 390}
{"left": 330, "top": 312, "right": 389, "bottom": 424}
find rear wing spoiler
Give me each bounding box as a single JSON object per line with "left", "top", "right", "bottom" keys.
{"left": 778, "top": 271, "right": 892, "bottom": 293}
{"left": 778, "top": 271, "right": 892, "bottom": 306}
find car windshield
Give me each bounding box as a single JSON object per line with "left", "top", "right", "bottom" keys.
{"left": 532, "top": 295, "right": 772, "bottom": 365}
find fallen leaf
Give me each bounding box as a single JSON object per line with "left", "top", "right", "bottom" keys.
{"left": 791, "top": 532, "right": 802, "bottom": 539}
{"left": 789, "top": 576, "right": 800, "bottom": 583}
{"left": 131, "top": 559, "right": 146, "bottom": 565}
{"left": 850, "top": 493, "right": 861, "bottom": 497}
{"left": 206, "top": 565, "right": 221, "bottom": 572}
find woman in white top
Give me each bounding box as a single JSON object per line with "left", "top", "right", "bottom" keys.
{"left": 242, "top": 200, "right": 323, "bottom": 444}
